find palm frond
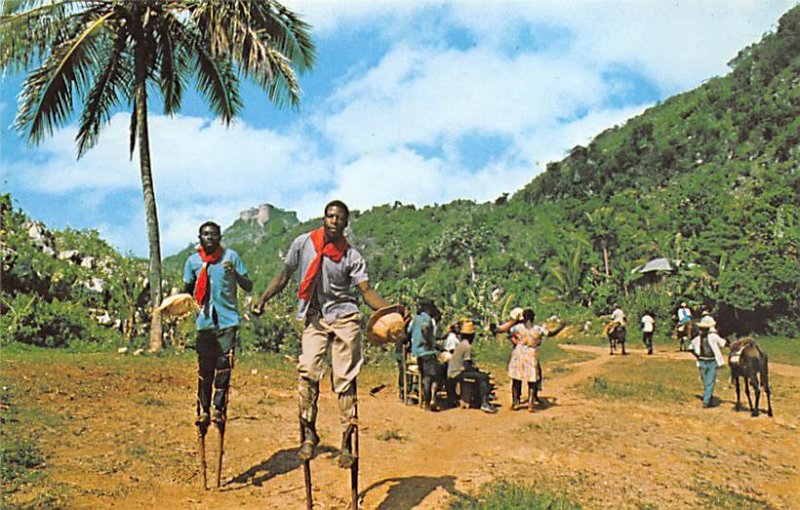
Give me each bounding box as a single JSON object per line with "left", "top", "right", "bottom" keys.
{"left": 255, "top": 0, "right": 316, "bottom": 72}
{"left": 0, "top": 0, "right": 82, "bottom": 72}
{"left": 192, "top": 45, "right": 242, "bottom": 124}
{"left": 154, "top": 13, "right": 188, "bottom": 115}
{"left": 187, "top": 0, "right": 314, "bottom": 108}
{"left": 263, "top": 46, "right": 301, "bottom": 107}
{"left": 15, "top": 10, "right": 114, "bottom": 145}
{"left": 77, "top": 29, "right": 132, "bottom": 157}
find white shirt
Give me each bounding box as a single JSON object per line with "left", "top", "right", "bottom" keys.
{"left": 641, "top": 315, "right": 655, "bottom": 333}
{"left": 611, "top": 308, "right": 626, "bottom": 324}
{"left": 689, "top": 332, "right": 727, "bottom": 367}
{"left": 444, "top": 332, "right": 459, "bottom": 353}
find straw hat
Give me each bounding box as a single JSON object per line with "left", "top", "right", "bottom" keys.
{"left": 366, "top": 304, "right": 406, "bottom": 345}
{"left": 509, "top": 307, "right": 524, "bottom": 321}
{"left": 460, "top": 318, "right": 475, "bottom": 335}
{"left": 155, "top": 293, "right": 198, "bottom": 317}
{"left": 697, "top": 316, "right": 716, "bottom": 329}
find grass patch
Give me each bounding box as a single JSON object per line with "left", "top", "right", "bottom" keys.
{"left": 473, "top": 339, "right": 513, "bottom": 367}
{"left": 755, "top": 336, "right": 800, "bottom": 366}
{"left": 694, "top": 484, "right": 775, "bottom": 509}
{"left": 580, "top": 357, "right": 698, "bottom": 403}
{"left": 128, "top": 445, "right": 148, "bottom": 458}
{"left": 585, "top": 376, "right": 687, "bottom": 402}
{"left": 521, "top": 422, "right": 544, "bottom": 432}
{"left": 1, "top": 438, "right": 46, "bottom": 491}
{"left": 448, "top": 480, "right": 581, "bottom": 509}
{"left": 375, "top": 429, "right": 405, "bottom": 442}
{"left": 135, "top": 395, "right": 166, "bottom": 407}
{"left": 0, "top": 386, "right": 47, "bottom": 495}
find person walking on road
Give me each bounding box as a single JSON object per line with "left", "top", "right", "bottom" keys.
{"left": 689, "top": 316, "right": 727, "bottom": 408}
{"left": 640, "top": 311, "right": 655, "bottom": 355}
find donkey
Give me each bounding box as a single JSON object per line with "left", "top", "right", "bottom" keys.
{"left": 603, "top": 321, "right": 627, "bottom": 355}
{"left": 728, "top": 337, "right": 773, "bottom": 417}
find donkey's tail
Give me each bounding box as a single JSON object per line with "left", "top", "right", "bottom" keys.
{"left": 761, "top": 355, "right": 770, "bottom": 393}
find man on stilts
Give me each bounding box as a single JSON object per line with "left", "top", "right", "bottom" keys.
{"left": 183, "top": 221, "right": 252, "bottom": 488}
{"left": 253, "top": 200, "right": 392, "bottom": 508}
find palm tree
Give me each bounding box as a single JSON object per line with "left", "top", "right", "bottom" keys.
{"left": 540, "top": 239, "right": 591, "bottom": 306}
{"left": 584, "top": 206, "right": 617, "bottom": 277}
{"left": 1, "top": 0, "right": 315, "bottom": 351}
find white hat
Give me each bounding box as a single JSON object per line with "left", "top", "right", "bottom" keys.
{"left": 698, "top": 316, "right": 716, "bottom": 329}
{"left": 155, "top": 293, "right": 198, "bottom": 317}
{"left": 509, "top": 307, "right": 524, "bottom": 321}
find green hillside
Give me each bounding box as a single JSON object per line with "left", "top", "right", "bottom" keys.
{"left": 189, "top": 6, "right": 799, "bottom": 343}
{"left": 3, "top": 7, "right": 798, "bottom": 351}
{"left": 1, "top": 194, "right": 149, "bottom": 348}
{"left": 163, "top": 205, "right": 301, "bottom": 273}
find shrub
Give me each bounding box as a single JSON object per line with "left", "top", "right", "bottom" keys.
{"left": 0, "top": 294, "right": 112, "bottom": 347}
{"left": 449, "top": 480, "right": 581, "bottom": 510}
{"left": 239, "top": 302, "right": 302, "bottom": 355}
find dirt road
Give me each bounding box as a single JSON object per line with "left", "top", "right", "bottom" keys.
{"left": 5, "top": 343, "right": 799, "bottom": 509}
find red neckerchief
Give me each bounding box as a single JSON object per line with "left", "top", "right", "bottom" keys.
{"left": 298, "top": 227, "right": 349, "bottom": 301}
{"left": 195, "top": 245, "right": 223, "bottom": 306}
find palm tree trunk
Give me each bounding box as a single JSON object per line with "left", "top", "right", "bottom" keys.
{"left": 135, "top": 79, "right": 163, "bottom": 353}
{"left": 468, "top": 253, "right": 476, "bottom": 283}
{"left": 602, "top": 242, "right": 610, "bottom": 277}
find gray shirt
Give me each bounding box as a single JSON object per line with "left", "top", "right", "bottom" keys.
{"left": 448, "top": 339, "right": 473, "bottom": 379}
{"left": 285, "top": 232, "right": 369, "bottom": 322}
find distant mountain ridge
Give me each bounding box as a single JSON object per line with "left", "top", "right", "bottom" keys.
{"left": 163, "top": 203, "right": 301, "bottom": 273}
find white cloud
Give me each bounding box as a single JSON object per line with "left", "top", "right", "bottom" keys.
{"left": 289, "top": 0, "right": 433, "bottom": 37}
{"left": 321, "top": 145, "right": 540, "bottom": 215}
{"left": 319, "top": 43, "right": 606, "bottom": 157}
{"left": 4, "top": 0, "right": 795, "bottom": 257}
{"left": 514, "top": 104, "right": 649, "bottom": 167}
{"left": 9, "top": 113, "right": 335, "bottom": 254}
{"left": 446, "top": 0, "right": 794, "bottom": 93}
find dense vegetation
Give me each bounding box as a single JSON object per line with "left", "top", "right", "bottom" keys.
{"left": 1, "top": 194, "right": 148, "bottom": 348}
{"left": 3, "top": 7, "right": 798, "bottom": 351}
{"left": 171, "top": 6, "right": 799, "bottom": 346}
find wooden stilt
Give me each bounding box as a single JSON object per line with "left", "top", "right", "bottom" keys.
{"left": 215, "top": 419, "right": 225, "bottom": 488}
{"left": 197, "top": 423, "right": 208, "bottom": 490}
{"left": 351, "top": 384, "right": 359, "bottom": 510}
{"left": 300, "top": 422, "right": 313, "bottom": 509}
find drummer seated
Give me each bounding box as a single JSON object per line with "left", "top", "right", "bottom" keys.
{"left": 446, "top": 321, "right": 498, "bottom": 414}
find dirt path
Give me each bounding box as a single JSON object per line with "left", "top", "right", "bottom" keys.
{"left": 6, "top": 344, "right": 799, "bottom": 509}
{"left": 561, "top": 343, "right": 800, "bottom": 378}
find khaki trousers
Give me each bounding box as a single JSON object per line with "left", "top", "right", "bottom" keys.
{"left": 297, "top": 312, "right": 362, "bottom": 432}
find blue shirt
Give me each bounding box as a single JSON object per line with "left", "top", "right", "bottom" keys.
{"left": 408, "top": 312, "right": 437, "bottom": 358}
{"left": 183, "top": 248, "right": 248, "bottom": 331}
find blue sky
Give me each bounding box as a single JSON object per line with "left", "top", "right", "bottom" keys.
{"left": 1, "top": 0, "right": 795, "bottom": 257}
